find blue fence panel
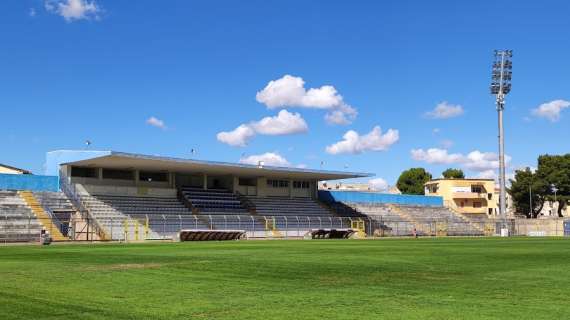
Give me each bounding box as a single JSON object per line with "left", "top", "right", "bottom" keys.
{"left": 319, "top": 190, "right": 443, "bottom": 206}
{"left": 0, "top": 174, "right": 59, "bottom": 192}
{"left": 564, "top": 221, "right": 570, "bottom": 237}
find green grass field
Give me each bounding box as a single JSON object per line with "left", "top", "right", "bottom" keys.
{"left": 1, "top": 238, "right": 569, "bottom": 320}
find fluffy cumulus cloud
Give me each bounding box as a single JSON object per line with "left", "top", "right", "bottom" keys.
{"left": 411, "top": 148, "right": 512, "bottom": 173}
{"left": 368, "top": 178, "right": 389, "bottom": 192}
{"left": 476, "top": 170, "right": 497, "bottom": 180}
{"left": 217, "top": 110, "right": 308, "bottom": 147}
{"left": 531, "top": 99, "right": 570, "bottom": 122}
{"left": 256, "top": 75, "right": 357, "bottom": 125}
{"left": 216, "top": 124, "right": 256, "bottom": 147}
{"left": 239, "top": 152, "right": 291, "bottom": 167}
{"left": 250, "top": 110, "right": 308, "bottom": 135}
{"left": 410, "top": 148, "right": 464, "bottom": 164}
{"left": 326, "top": 126, "right": 399, "bottom": 155}
{"left": 463, "top": 150, "right": 511, "bottom": 172}
{"left": 45, "top": 0, "right": 100, "bottom": 22}
{"left": 146, "top": 116, "right": 167, "bottom": 130}
{"left": 425, "top": 101, "right": 464, "bottom": 119}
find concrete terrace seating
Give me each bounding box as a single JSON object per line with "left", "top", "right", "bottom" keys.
{"left": 34, "top": 191, "right": 76, "bottom": 222}
{"left": 345, "top": 202, "right": 485, "bottom": 236}
{"left": 96, "top": 195, "right": 192, "bottom": 215}
{"left": 181, "top": 187, "right": 249, "bottom": 214}
{"left": 79, "top": 193, "right": 133, "bottom": 239}
{"left": 88, "top": 194, "right": 201, "bottom": 239}
{"left": 246, "top": 196, "right": 334, "bottom": 217}
{"left": 0, "top": 190, "right": 42, "bottom": 242}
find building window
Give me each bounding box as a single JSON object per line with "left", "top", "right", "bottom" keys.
{"left": 293, "top": 181, "right": 310, "bottom": 189}
{"left": 473, "top": 202, "right": 482, "bottom": 208}
{"left": 488, "top": 193, "right": 493, "bottom": 200}
{"left": 267, "top": 179, "right": 289, "bottom": 188}
{"left": 139, "top": 171, "right": 168, "bottom": 182}
{"left": 71, "top": 167, "right": 98, "bottom": 178}
{"left": 102, "top": 169, "right": 134, "bottom": 180}
{"left": 471, "top": 185, "right": 483, "bottom": 193}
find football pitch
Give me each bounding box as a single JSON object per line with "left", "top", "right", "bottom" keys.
{"left": 1, "top": 238, "right": 569, "bottom": 320}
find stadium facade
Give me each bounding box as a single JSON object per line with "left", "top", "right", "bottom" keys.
{"left": 2, "top": 150, "right": 565, "bottom": 243}
{"left": 49, "top": 150, "right": 371, "bottom": 199}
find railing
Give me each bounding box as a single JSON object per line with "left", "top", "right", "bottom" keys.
{"left": 58, "top": 176, "right": 108, "bottom": 240}
{"left": 34, "top": 194, "right": 66, "bottom": 236}
{"left": 2, "top": 210, "right": 568, "bottom": 243}
{"left": 235, "top": 191, "right": 257, "bottom": 214}
{"left": 177, "top": 188, "right": 195, "bottom": 213}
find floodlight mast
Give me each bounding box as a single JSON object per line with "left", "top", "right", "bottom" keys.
{"left": 491, "top": 50, "right": 512, "bottom": 226}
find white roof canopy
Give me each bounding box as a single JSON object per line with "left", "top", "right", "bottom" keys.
{"left": 62, "top": 151, "right": 372, "bottom": 181}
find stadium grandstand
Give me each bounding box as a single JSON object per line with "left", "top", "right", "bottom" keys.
{"left": 0, "top": 150, "right": 504, "bottom": 242}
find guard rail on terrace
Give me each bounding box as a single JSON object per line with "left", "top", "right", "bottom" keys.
{"left": 59, "top": 176, "right": 109, "bottom": 240}
{"left": 2, "top": 209, "right": 567, "bottom": 243}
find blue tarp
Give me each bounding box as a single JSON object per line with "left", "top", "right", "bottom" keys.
{"left": 319, "top": 190, "right": 443, "bottom": 206}
{"left": 0, "top": 174, "right": 59, "bottom": 192}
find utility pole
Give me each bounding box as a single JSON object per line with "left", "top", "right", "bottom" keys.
{"left": 491, "top": 50, "right": 513, "bottom": 229}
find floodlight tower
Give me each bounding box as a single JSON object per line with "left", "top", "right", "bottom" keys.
{"left": 490, "top": 50, "right": 513, "bottom": 223}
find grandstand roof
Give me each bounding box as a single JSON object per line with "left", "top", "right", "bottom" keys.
{"left": 0, "top": 163, "right": 31, "bottom": 175}
{"left": 61, "top": 151, "right": 372, "bottom": 180}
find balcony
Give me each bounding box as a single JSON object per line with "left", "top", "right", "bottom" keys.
{"left": 452, "top": 192, "right": 488, "bottom": 199}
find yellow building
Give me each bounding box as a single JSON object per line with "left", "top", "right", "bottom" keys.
{"left": 424, "top": 178, "right": 497, "bottom": 215}
{"left": 0, "top": 163, "right": 31, "bottom": 175}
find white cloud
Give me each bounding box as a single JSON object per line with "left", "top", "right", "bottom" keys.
{"left": 217, "top": 124, "right": 255, "bottom": 147}
{"left": 29, "top": 8, "right": 37, "bottom": 17}
{"left": 463, "top": 150, "right": 511, "bottom": 172}
{"left": 45, "top": 0, "right": 100, "bottom": 22}
{"left": 256, "top": 75, "right": 357, "bottom": 125}
{"left": 411, "top": 148, "right": 464, "bottom": 164}
{"left": 326, "top": 126, "right": 399, "bottom": 155}
{"left": 368, "top": 178, "right": 389, "bottom": 192}
{"left": 239, "top": 152, "right": 291, "bottom": 167}
{"left": 324, "top": 104, "right": 358, "bottom": 125}
{"left": 531, "top": 99, "right": 570, "bottom": 122}
{"left": 425, "top": 101, "right": 464, "bottom": 119}
{"left": 439, "top": 139, "right": 454, "bottom": 149}
{"left": 146, "top": 116, "right": 167, "bottom": 130}
{"left": 411, "top": 148, "right": 512, "bottom": 173}
{"left": 217, "top": 110, "right": 308, "bottom": 147}
{"left": 476, "top": 170, "right": 497, "bottom": 180}
{"left": 250, "top": 110, "right": 308, "bottom": 135}
{"left": 432, "top": 128, "right": 441, "bottom": 134}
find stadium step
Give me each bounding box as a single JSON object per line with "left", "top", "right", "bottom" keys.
{"left": 19, "top": 191, "right": 67, "bottom": 241}
{"left": 387, "top": 204, "right": 433, "bottom": 236}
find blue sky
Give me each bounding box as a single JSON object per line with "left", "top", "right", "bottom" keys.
{"left": 1, "top": 0, "right": 569, "bottom": 188}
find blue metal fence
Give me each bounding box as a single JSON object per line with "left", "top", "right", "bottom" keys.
{"left": 0, "top": 174, "right": 59, "bottom": 192}
{"left": 319, "top": 190, "right": 443, "bottom": 206}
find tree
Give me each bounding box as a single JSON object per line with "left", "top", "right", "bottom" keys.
{"left": 535, "top": 154, "right": 570, "bottom": 217}
{"left": 397, "top": 168, "right": 432, "bottom": 195}
{"left": 442, "top": 168, "right": 465, "bottom": 179}
{"left": 508, "top": 168, "right": 548, "bottom": 218}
